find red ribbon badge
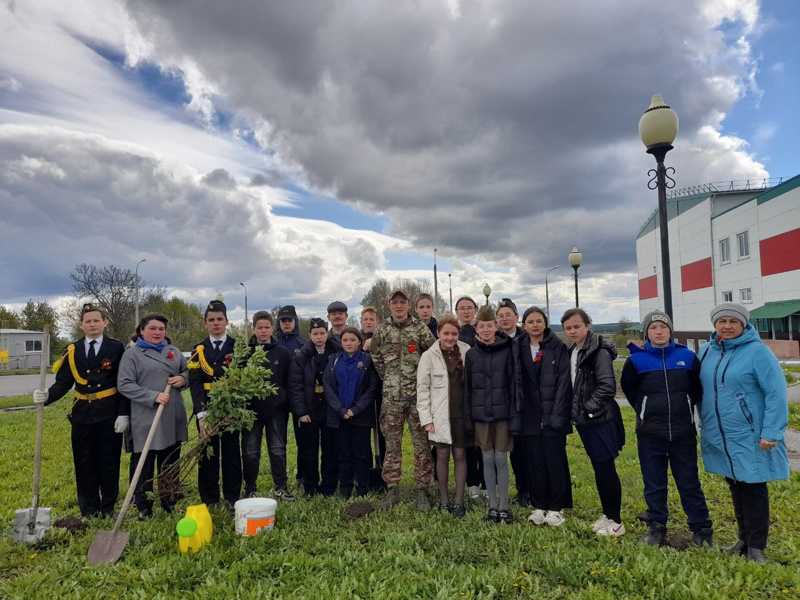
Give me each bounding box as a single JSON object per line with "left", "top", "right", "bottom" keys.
{"left": 101, "top": 358, "right": 113, "bottom": 371}
{"left": 224, "top": 354, "right": 233, "bottom": 366}
{"left": 408, "top": 342, "right": 416, "bottom": 353}
{"left": 167, "top": 351, "right": 175, "bottom": 362}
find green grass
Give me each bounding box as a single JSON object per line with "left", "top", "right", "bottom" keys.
{"left": 0, "top": 394, "right": 46, "bottom": 411}
{"left": 783, "top": 366, "right": 800, "bottom": 374}
{"left": 1, "top": 400, "right": 798, "bottom": 599}
{"left": 789, "top": 404, "right": 800, "bottom": 430}
{"left": 0, "top": 369, "right": 41, "bottom": 377}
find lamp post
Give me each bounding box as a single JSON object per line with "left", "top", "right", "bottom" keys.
{"left": 433, "top": 248, "right": 438, "bottom": 317}
{"left": 134, "top": 258, "right": 146, "bottom": 327}
{"left": 639, "top": 93, "right": 678, "bottom": 321}
{"left": 448, "top": 273, "right": 453, "bottom": 314}
{"left": 483, "top": 283, "right": 491, "bottom": 306}
{"left": 240, "top": 282, "right": 248, "bottom": 327}
{"left": 568, "top": 247, "right": 582, "bottom": 308}
{"left": 545, "top": 265, "right": 559, "bottom": 320}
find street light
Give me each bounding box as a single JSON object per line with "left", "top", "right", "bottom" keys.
{"left": 545, "top": 265, "right": 559, "bottom": 320}
{"left": 483, "top": 283, "right": 491, "bottom": 306}
{"left": 433, "top": 248, "right": 439, "bottom": 317}
{"left": 639, "top": 93, "right": 678, "bottom": 321}
{"left": 568, "top": 247, "right": 582, "bottom": 308}
{"left": 448, "top": 273, "right": 453, "bottom": 314}
{"left": 240, "top": 282, "right": 248, "bottom": 327}
{"left": 134, "top": 258, "right": 146, "bottom": 327}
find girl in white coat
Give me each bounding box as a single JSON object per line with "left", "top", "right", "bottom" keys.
{"left": 417, "top": 316, "right": 471, "bottom": 516}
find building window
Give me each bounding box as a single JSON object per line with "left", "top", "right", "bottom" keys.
{"left": 686, "top": 339, "right": 696, "bottom": 351}
{"left": 722, "top": 291, "right": 733, "bottom": 302}
{"left": 740, "top": 288, "right": 752, "bottom": 303}
{"left": 737, "top": 231, "right": 750, "bottom": 259}
{"left": 25, "top": 340, "right": 43, "bottom": 352}
{"left": 719, "top": 238, "right": 730, "bottom": 264}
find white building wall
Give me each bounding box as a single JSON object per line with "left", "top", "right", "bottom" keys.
{"left": 712, "top": 201, "right": 762, "bottom": 308}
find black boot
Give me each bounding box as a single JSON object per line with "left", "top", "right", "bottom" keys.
{"left": 642, "top": 522, "right": 667, "bottom": 546}
{"left": 692, "top": 527, "right": 714, "bottom": 548}
{"left": 724, "top": 539, "right": 748, "bottom": 556}
{"left": 746, "top": 548, "right": 766, "bottom": 564}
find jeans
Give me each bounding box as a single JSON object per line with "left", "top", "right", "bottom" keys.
{"left": 242, "top": 411, "right": 289, "bottom": 494}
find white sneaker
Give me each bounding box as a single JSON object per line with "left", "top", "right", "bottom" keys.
{"left": 468, "top": 486, "right": 481, "bottom": 500}
{"left": 591, "top": 515, "right": 611, "bottom": 533}
{"left": 527, "top": 509, "right": 546, "bottom": 525}
{"left": 481, "top": 488, "right": 490, "bottom": 499}
{"left": 543, "top": 510, "right": 565, "bottom": 526}
{"left": 596, "top": 520, "right": 626, "bottom": 537}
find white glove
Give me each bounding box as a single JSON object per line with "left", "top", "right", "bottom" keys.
{"left": 33, "top": 390, "right": 48, "bottom": 404}
{"left": 114, "top": 416, "right": 130, "bottom": 433}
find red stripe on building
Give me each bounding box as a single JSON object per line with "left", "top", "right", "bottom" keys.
{"left": 760, "top": 228, "right": 800, "bottom": 276}
{"left": 681, "top": 257, "right": 713, "bottom": 292}
{"left": 639, "top": 275, "right": 658, "bottom": 300}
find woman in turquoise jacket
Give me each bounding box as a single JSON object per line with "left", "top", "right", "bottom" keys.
{"left": 698, "top": 302, "right": 789, "bottom": 564}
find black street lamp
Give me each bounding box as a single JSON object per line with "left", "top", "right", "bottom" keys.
{"left": 545, "top": 265, "right": 559, "bottom": 320}
{"left": 240, "top": 282, "right": 248, "bottom": 326}
{"left": 639, "top": 94, "right": 678, "bottom": 321}
{"left": 134, "top": 258, "right": 146, "bottom": 327}
{"left": 568, "top": 247, "right": 582, "bottom": 308}
{"left": 448, "top": 273, "right": 453, "bottom": 314}
{"left": 483, "top": 283, "right": 491, "bottom": 306}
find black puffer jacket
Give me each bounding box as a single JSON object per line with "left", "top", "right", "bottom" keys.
{"left": 459, "top": 324, "right": 477, "bottom": 347}
{"left": 512, "top": 329, "right": 573, "bottom": 436}
{"left": 247, "top": 335, "right": 292, "bottom": 419}
{"left": 288, "top": 338, "right": 342, "bottom": 423}
{"left": 570, "top": 332, "right": 621, "bottom": 427}
{"left": 464, "top": 336, "right": 520, "bottom": 433}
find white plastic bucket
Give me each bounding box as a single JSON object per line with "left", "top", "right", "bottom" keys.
{"left": 234, "top": 497, "right": 277, "bottom": 536}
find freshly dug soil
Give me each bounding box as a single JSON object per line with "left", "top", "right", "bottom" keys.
{"left": 341, "top": 502, "right": 375, "bottom": 521}
{"left": 54, "top": 516, "right": 87, "bottom": 534}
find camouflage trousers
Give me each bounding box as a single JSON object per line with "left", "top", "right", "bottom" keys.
{"left": 379, "top": 398, "right": 433, "bottom": 489}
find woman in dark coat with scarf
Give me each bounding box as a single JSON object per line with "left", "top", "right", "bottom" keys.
{"left": 561, "top": 308, "right": 626, "bottom": 537}
{"left": 513, "top": 307, "right": 573, "bottom": 526}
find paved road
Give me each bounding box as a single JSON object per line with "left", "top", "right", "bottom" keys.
{"left": 0, "top": 374, "right": 56, "bottom": 397}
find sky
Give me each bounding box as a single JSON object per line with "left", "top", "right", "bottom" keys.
{"left": 0, "top": 0, "right": 797, "bottom": 329}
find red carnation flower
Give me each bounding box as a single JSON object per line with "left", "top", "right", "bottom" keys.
{"left": 167, "top": 351, "right": 175, "bottom": 362}
{"left": 224, "top": 354, "right": 233, "bottom": 366}
{"left": 408, "top": 343, "right": 416, "bottom": 353}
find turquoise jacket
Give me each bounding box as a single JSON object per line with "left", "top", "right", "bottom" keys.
{"left": 698, "top": 325, "right": 789, "bottom": 483}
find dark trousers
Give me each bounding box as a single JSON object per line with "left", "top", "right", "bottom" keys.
{"left": 296, "top": 420, "right": 338, "bottom": 496}
{"left": 70, "top": 418, "right": 122, "bottom": 517}
{"left": 197, "top": 428, "right": 242, "bottom": 505}
{"left": 130, "top": 443, "right": 181, "bottom": 512}
{"left": 242, "top": 411, "right": 289, "bottom": 495}
{"left": 374, "top": 395, "right": 386, "bottom": 466}
{"left": 466, "top": 445, "right": 484, "bottom": 488}
{"left": 727, "top": 479, "right": 770, "bottom": 550}
{"left": 510, "top": 436, "right": 529, "bottom": 497}
{"left": 591, "top": 458, "right": 622, "bottom": 523}
{"left": 291, "top": 414, "right": 304, "bottom": 483}
{"left": 524, "top": 435, "right": 573, "bottom": 511}
{"left": 337, "top": 421, "right": 372, "bottom": 497}
{"left": 637, "top": 434, "right": 711, "bottom": 531}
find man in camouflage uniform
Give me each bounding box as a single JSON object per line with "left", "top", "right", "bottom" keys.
{"left": 370, "top": 288, "right": 436, "bottom": 509}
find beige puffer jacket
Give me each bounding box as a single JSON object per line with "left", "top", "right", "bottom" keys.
{"left": 416, "top": 340, "right": 471, "bottom": 445}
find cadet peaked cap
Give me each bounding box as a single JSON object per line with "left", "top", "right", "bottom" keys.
{"left": 497, "top": 298, "right": 518, "bottom": 314}
{"left": 710, "top": 302, "right": 749, "bottom": 327}
{"left": 642, "top": 310, "right": 673, "bottom": 334}
{"left": 277, "top": 305, "right": 298, "bottom": 321}
{"left": 389, "top": 288, "right": 409, "bottom": 300}
{"left": 327, "top": 301, "right": 348, "bottom": 313}
{"left": 309, "top": 317, "right": 328, "bottom": 331}
{"left": 205, "top": 299, "right": 227, "bottom": 316}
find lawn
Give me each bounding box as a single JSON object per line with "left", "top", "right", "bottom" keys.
{"left": 1, "top": 396, "right": 798, "bottom": 599}
{"left": 790, "top": 404, "right": 800, "bottom": 430}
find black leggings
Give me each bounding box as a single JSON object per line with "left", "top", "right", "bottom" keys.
{"left": 591, "top": 458, "right": 622, "bottom": 523}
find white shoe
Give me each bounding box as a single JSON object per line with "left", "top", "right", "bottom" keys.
{"left": 467, "top": 486, "right": 481, "bottom": 500}
{"left": 481, "top": 489, "right": 489, "bottom": 499}
{"left": 591, "top": 515, "right": 610, "bottom": 534}
{"left": 543, "top": 510, "right": 565, "bottom": 526}
{"left": 527, "top": 509, "right": 546, "bottom": 525}
{"left": 596, "top": 520, "right": 626, "bottom": 537}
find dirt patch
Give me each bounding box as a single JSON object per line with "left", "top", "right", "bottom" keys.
{"left": 54, "top": 516, "right": 87, "bottom": 534}
{"left": 665, "top": 531, "right": 693, "bottom": 551}
{"left": 341, "top": 502, "right": 375, "bottom": 521}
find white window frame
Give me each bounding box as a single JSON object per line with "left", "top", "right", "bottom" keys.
{"left": 25, "top": 340, "right": 43, "bottom": 353}
{"left": 736, "top": 230, "right": 750, "bottom": 260}
{"left": 722, "top": 291, "right": 733, "bottom": 303}
{"left": 686, "top": 339, "right": 696, "bottom": 352}
{"left": 719, "top": 237, "right": 731, "bottom": 264}
{"left": 740, "top": 288, "right": 752, "bottom": 304}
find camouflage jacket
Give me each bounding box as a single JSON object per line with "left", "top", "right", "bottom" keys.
{"left": 370, "top": 316, "right": 436, "bottom": 403}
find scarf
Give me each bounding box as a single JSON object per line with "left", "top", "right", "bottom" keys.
{"left": 136, "top": 338, "right": 169, "bottom": 353}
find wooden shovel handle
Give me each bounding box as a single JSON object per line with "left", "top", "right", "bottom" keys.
{"left": 110, "top": 383, "right": 170, "bottom": 534}
{"left": 31, "top": 326, "right": 49, "bottom": 513}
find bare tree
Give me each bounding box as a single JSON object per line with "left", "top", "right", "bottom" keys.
{"left": 360, "top": 277, "right": 449, "bottom": 320}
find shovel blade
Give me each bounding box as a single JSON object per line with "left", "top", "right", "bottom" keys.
{"left": 87, "top": 530, "right": 130, "bottom": 565}
{"left": 12, "top": 507, "right": 51, "bottom": 544}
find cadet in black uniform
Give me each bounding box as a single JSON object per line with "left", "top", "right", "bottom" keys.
{"left": 33, "top": 304, "right": 129, "bottom": 518}
{"left": 188, "top": 300, "right": 242, "bottom": 507}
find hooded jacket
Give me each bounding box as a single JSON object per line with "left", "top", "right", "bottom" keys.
{"left": 464, "top": 335, "right": 520, "bottom": 433}
{"left": 698, "top": 325, "right": 789, "bottom": 483}
{"left": 247, "top": 335, "right": 292, "bottom": 420}
{"left": 621, "top": 339, "right": 702, "bottom": 441}
{"left": 570, "top": 332, "right": 620, "bottom": 427}
{"left": 512, "top": 328, "right": 573, "bottom": 436}
{"left": 288, "top": 337, "right": 342, "bottom": 422}
{"left": 322, "top": 350, "right": 378, "bottom": 429}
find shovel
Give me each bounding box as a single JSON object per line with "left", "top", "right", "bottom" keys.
{"left": 368, "top": 406, "right": 386, "bottom": 493}
{"left": 13, "top": 326, "right": 51, "bottom": 544}
{"left": 88, "top": 383, "right": 170, "bottom": 565}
